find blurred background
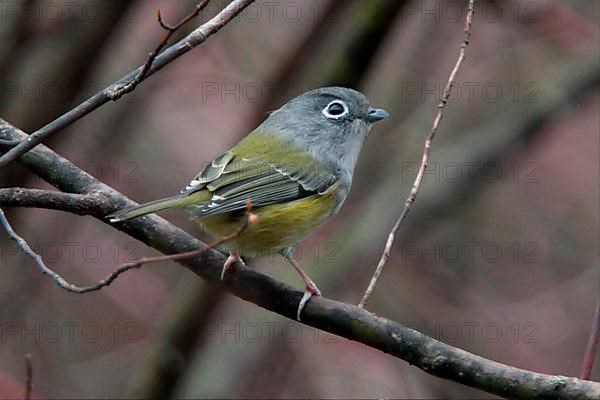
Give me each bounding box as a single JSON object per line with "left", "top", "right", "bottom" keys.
{"left": 0, "top": 0, "right": 598, "bottom": 398}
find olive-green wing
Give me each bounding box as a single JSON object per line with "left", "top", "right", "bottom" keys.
{"left": 181, "top": 152, "right": 337, "bottom": 217}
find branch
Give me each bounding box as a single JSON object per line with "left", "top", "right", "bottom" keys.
{"left": 130, "top": 284, "right": 226, "bottom": 398}
{"left": 0, "top": 0, "right": 255, "bottom": 168}
{"left": 1, "top": 121, "right": 598, "bottom": 399}
{"left": 359, "top": 0, "right": 475, "bottom": 308}
{"left": 0, "top": 188, "right": 107, "bottom": 216}
{"left": 0, "top": 208, "right": 142, "bottom": 293}
{"left": 0, "top": 190, "right": 254, "bottom": 293}
{"left": 580, "top": 297, "right": 600, "bottom": 380}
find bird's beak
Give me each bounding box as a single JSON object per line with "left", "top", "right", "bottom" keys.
{"left": 365, "top": 108, "right": 390, "bottom": 123}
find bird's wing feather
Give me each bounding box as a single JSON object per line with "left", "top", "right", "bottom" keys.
{"left": 182, "top": 152, "right": 235, "bottom": 192}
{"left": 182, "top": 151, "right": 337, "bottom": 217}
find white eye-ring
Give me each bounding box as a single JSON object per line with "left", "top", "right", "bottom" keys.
{"left": 322, "top": 100, "right": 349, "bottom": 120}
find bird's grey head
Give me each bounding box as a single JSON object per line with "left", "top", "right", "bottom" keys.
{"left": 259, "top": 87, "right": 389, "bottom": 180}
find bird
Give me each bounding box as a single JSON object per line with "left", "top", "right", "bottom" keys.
{"left": 107, "top": 86, "right": 389, "bottom": 320}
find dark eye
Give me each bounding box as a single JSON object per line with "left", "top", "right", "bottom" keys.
{"left": 328, "top": 102, "right": 345, "bottom": 115}
{"left": 322, "top": 100, "right": 349, "bottom": 119}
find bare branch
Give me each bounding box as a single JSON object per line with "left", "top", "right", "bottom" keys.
{"left": 0, "top": 0, "right": 255, "bottom": 168}
{"left": 580, "top": 296, "right": 600, "bottom": 380}
{"left": 359, "top": 0, "right": 475, "bottom": 308}
{"left": 158, "top": 1, "right": 209, "bottom": 32}
{"left": 0, "top": 208, "right": 142, "bottom": 293}
{"left": 0, "top": 191, "right": 253, "bottom": 293}
{"left": 0, "top": 188, "right": 107, "bottom": 216}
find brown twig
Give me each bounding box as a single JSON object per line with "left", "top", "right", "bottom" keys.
{"left": 120, "top": 0, "right": 211, "bottom": 96}
{"left": 0, "top": 0, "right": 255, "bottom": 169}
{"left": 0, "top": 203, "right": 255, "bottom": 294}
{"left": 0, "top": 208, "right": 142, "bottom": 293}
{"left": 112, "top": 199, "right": 256, "bottom": 270}
{"left": 24, "top": 353, "right": 32, "bottom": 400}
{"left": 358, "top": 0, "right": 475, "bottom": 308}
{"left": 580, "top": 296, "right": 600, "bottom": 380}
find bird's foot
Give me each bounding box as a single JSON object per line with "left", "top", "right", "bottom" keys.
{"left": 297, "top": 279, "right": 322, "bottom": 321}
{"left": 221, "top": 251, "right": 244, "bottom": 280}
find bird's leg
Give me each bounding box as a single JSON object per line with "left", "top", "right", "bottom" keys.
{"left": 281, "top": 248, "right": 322, "bottom": 321}
{"left": 221, "top": 251, "right": 245, "bottom": 280}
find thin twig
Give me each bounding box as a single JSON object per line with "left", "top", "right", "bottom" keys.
{"left": 359, "top": 0, "right": 475, "bottom": 308}
{"left": 120, "top": 0, "right": 210, "bottom": 96}
{"left": 0, "top": 208, "right": 141, "bottom": 292}
{"left": 0, "top": 204, "right": 254, "bottom": 294}
{"left": 580, "top": 296, "right": 600, "bottom": 380}
{"left": 112, "top": 199, "right": 256, "bottom": 270}
{"left": 0, "top": 0, "right": 255, "bottom": 168}
{"left": 24, "top": 353, "right": 32, "bottom": 400}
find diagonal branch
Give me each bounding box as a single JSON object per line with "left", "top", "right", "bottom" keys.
{"left": 0, "top": 0, "right": 255, "bottom": 168}
{"left": 359, "top": 0, "right": 475, "bottom": 308}
{"left": 1, "top": 119, "right": 598, "bottom": 399}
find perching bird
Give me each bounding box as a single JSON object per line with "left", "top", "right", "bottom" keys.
{"left": 107, "top": 87, "right": 389, "bottom": 320}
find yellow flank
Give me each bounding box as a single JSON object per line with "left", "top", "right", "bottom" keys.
{"left": 197, "top": 184, "right": 340, "bottom": 258}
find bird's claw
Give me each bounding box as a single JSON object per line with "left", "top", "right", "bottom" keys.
{"left": 297, "top": 283, "right": 321, "bottom": 321}
{"left": 221, "top": 251, "right": 244, "bottom": 280}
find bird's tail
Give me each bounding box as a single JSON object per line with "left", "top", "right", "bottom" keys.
{"left": 107, "top": 193, "right": 202, "bottom": 223}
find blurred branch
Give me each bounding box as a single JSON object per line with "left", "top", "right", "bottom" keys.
{"left": 325, "top": 0, "right": 406, "bottom": 88}
{"left": 130, "top": 283, "right": 226, "bottom": 398}
{"left": 1, "top": 120, "right": 598, "bottom": 399}
{"left": 0, "top": 1, "right": 135, "bottom": 133}
{"left": 0, "top": 0, "right": 255, "bottom": 169}
{"left": 24, "top": 353, "right": 32, "bottom": 400}
{"left": 359, "top": 0, "right": 475, "bottom": 308}
{"left": 580, "top": 297, "right": 600, "bottom": 380}
{"left": 248, "top": 0, "right": 405, "bottom": 129}
{"left": 247, "top": 0, "right": 351, "bottom": 128}
{"left": 0, "top": 0, "right": 36, "bottom": 79}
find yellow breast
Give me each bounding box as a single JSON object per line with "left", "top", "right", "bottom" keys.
{"left": 197, "top": 185, "right": 341, "bottom": 258}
